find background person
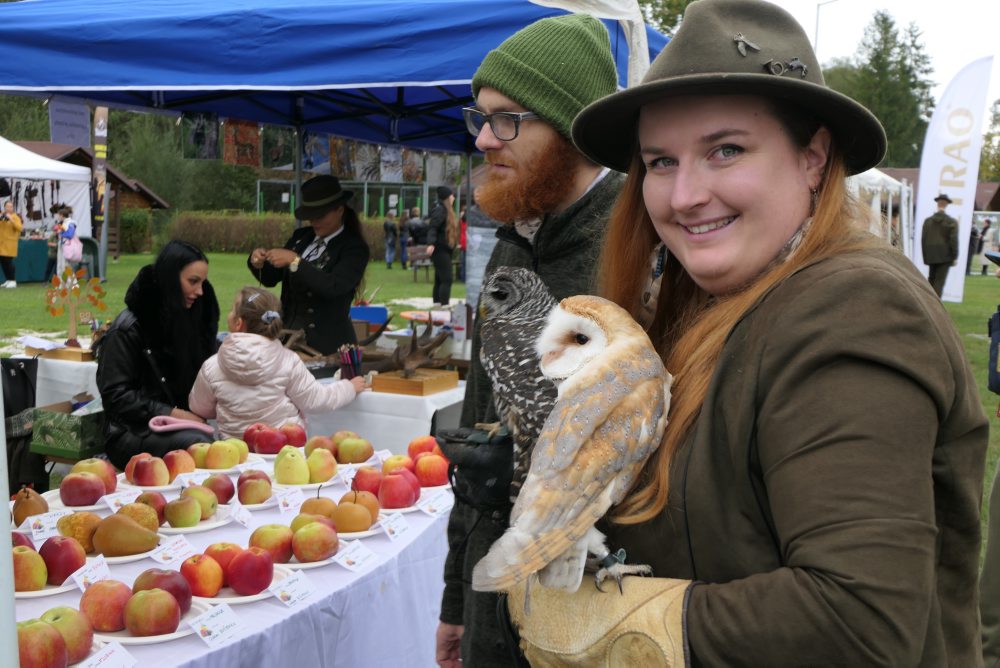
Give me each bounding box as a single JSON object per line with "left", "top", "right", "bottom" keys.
{"left": 438, "top": 13, "right": 623, "bottom": 668}
{"left": 383, "top": 209, "right": 398, "bottom": 269}
{"left": 248, "top": 175, "right": 370, "bottom": 355}
{"left": 398, "top": 208, "right": 411, "bottom": 269}
{"left": 0, "top": 199, "right": 23, "bottom": 288}
{"left": 921, "top": 193, "right": 958, "bottom": 296}
{"left": 502, "top": 1, "right": 988, "bottom": 664}
{"left": 425, "top": 186, "right": 458, "bottom": 305}
{"left": 95, "top": 240, "right": 220, "bottom": 470}
{"left": 188, "top": 286, "right": 364, "bottom": 439}
{"left": 55, "top": 206, "right": 83, "bottom": 274}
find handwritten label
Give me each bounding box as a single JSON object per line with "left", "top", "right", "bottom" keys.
{"left": 380, "top": 512, "right": 412, "bottom": 542}
{"left": 149, "top": 535, "right": 199, "bottom": 565}
{"left": 78, "top": 641, "right": 136, "bottom": 668}
{"left": 27, "top": 509, "right": 73, "bottom": 541}
{"left": 338, "top": 466, "right": 357, "bottom": 489}
{"left": 417, "top": 489, "right": 454, "bottom": 517}
{"left": 268, "top": 570, "right": 313, "bottom": 607}
{"left": 175, "top": 472, "right": 210, "bottom": 488}
{"left": 333, "top": 540, "right": 378, "bottom": 572}
{"left": 101, "top": 489, "right": 142, "bottom": 513}
{"left": 188, "top": 603, "right": 244, "bottom": 649}
{"left": 229, "top": 500, "right": 253, "bottom": 528}
{"left": 71, "top": 555, "right": 111, "bottom": 591}
{"left": 275, "top": 487, "right": 305, "bottom": 515}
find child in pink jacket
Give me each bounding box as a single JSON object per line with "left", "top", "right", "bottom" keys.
{"left": 189, "top": 287, "right": 365, "bottom": 439}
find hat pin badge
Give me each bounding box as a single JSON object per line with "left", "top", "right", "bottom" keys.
{"left": 764, "top": 57, "right": 808, "bottom": 78}
{"left": 733, "top": 33, "right": 760, "bottom": 57}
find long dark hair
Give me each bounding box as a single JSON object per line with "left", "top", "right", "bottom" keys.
{"left": 340, "top": 204, "right": 369, "bottom": 300}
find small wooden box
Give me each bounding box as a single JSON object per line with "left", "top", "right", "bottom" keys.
{"left": 25, "top": 346, "right": 95, "bottom": 362}
{"left": 371, "top": 369, "right": 459, "bottom": 396}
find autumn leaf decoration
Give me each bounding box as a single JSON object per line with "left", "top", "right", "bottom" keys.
{"left": 45, "top": 267, "right": 107, "bottom": 346}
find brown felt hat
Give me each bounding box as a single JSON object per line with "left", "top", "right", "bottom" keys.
{"left": 294, "top": 175, "right": 353, "bottom": 220}
{"left": 572, "top": 0, "right": 886, "bottom": 175}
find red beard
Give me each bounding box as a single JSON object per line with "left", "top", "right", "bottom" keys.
{"left": 477, "top": 133, "right": 580, "bottom": 224}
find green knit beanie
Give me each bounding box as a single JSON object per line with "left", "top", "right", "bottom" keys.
{"left": 472, "top": 13, "right": 618, "bottom": 140}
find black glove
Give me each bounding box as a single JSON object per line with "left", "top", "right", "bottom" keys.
{"left": 436, "top": 427, "right": 513, "bottom": 514}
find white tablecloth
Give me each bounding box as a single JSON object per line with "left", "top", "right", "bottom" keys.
{"left": 15, "top": 479, "right": 450, "bottom": 668}
{"left": 31, "top": 358, "right": 100, "bottom": 407}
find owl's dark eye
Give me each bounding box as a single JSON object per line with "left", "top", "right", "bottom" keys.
{"left": 574, "top": 333, "right": 589, "bottom": 345}
{"left": 491, "top": 288, "right": 509, "bottom": 301}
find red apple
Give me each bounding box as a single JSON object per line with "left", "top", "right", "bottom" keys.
{"left": 132, "top": 567, "right": 193, "bottom": 615}
{"left": 249, "top": 524, "right": 294, "bottom": 564}
{"left": 238, "top": 478, "right": 272, "bottom": 505}
{"left": 162, "top": 449, "right": 196, "bottom": 482}
{"left": 227, "top": 546, "right": 274, "bottom": 595}
{"left": 305, "top": 435, "right": 338, "bottom": 459}
{"left": 432, "top": 442, "right": 449, "bottom": 462}
{"left": 292, "top": 521, "right": 339, "bottom": 563}
{"left": 202, "top": 473, "right": 236, "bottom": 505}
{"left": 407, "top": 435, "right": 438, "bottom": 461}
{"left": 13, "top": 545, "right": 48, "bottom": 592}
{"left": 39, "top": 536, "right": 87, "bottom": 586}
{"left": 279, "top": 422, "right": 308, "bottom": 447}
{"left": 378, "top": 472, "right": 419, "bottom": 509}
{"left": 124, "top": 452, "right": 153, "bottom": 483}
{"left": 414, "top": 453, "right": 449, "bottom": 487}
{"left": 124, "top": 588, "right": 181, "bottom": 637}
{"left": 17, "top": 618, "right": 68, "bottom": 668}
{"left": 331, "top": 430, "right": 359, "bottom": 446}
{"left": 59, "top": 472, "right": 106, "bottom": 506}
{"left": 180, "top": 554, "right": 224, "bottom": 598}
{"left": 237, "top": 468, "right": 270, "bottom": 487}
{"left": 131, "top": 456, "right": 169, "bottom": 487}
{"left": 337, "top": 436, "right": 374, "bottom": 464}
{"left": 252, "top": 426, "right": 287, "bottom": 455}
{"left": 12, "top": 532, "right": 35, "bottom": 550}
{"left": 242, "top": 422, "right": 270, "bottom": 449}
{"left": 69, "top": 458, "right": 118, "bottom": 494}
{"left": 135, "top": 491, "right": 168, "bottom": 526}
{"left": 395, "top": 467, "right": 422, "bottom": 497}
{"left": 351, "top": 466, "right": 382, "bottom": 496}
{"left": 204, "top": 543, "right": 243, "bottom": 586}
{"left": 80, "top": 579, "right": 133, "bottom": 632}
{"left": 40, "top": 605, "right": 94, "bottom": 664}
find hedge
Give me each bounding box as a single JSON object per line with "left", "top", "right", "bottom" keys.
{"left": 118, "top": 208, "right": 152, "bottom": 253}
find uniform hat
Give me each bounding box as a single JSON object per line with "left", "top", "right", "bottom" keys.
{"left": 294, "top": 175, "right": 353, "bottom": 220}
{"left": 472, "top": 13, "right": 618, "bottom": 140}
{"left": 572, "top": 0, "right": 886, "bottom": 175}
{"left": 934, "top": 193, "right": 953, "bottom": 204}
{"left": 437, "top": 186, "right": 454, "bottom": 200}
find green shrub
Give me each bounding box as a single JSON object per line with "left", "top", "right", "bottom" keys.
{"left": 118, "top": 208, "right": 151, "bottom": 253}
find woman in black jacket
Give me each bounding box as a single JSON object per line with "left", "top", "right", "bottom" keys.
{"left": 96, "top": 240, "right": 220, "bottom": 470}
{"left": 426, "top": 186, "right": 458, "bottom": 305}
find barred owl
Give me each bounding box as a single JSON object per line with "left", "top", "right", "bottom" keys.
{"left": 472, "top": 295, "right": 672, "bottom": 593}
{"left": 477, "top": 267, "right": 559, "bottom": 498}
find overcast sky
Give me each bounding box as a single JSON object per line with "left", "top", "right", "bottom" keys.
{"left": 768, "top": 0, "right": 999, "bottom": 125}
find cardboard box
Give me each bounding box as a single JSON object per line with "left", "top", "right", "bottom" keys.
{"left": 29, "top": 401, "right": 104, "bottom": 460}
{"left": 24, "top": 346, "right": 95, "bottom": 362}
{"left": 371, "top": 369, "right": 459, "bottom": 396}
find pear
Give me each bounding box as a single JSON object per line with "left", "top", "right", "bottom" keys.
{"left": 275, "top": 445, "right": 299, "bottom": 465}
{"left": 12, "top": 487, "right": 49, "bottom": 527}
{"left": 274, "top": 448, "right": 310, "bottom": 485}
{"left": 91, "top": 514, "right": 160, "bottom": 557}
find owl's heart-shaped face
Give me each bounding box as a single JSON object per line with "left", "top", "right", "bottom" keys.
{"left": 537, "top": 306, "right": 607, "bottom": 384}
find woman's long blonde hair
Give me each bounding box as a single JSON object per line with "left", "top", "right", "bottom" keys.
{"left": 600, "top": 114, "right": 877, "bottom": 525}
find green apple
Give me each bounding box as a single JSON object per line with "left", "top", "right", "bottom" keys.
{"left": 307, "top": 448, "right": 337, "bottom": 484}
{"left": 274, "top": 447, "right": 310, "bottom": 485}
{"left": 164, "top": 496, "right": 201, "bottom": 528}
{"left": 225, "top": 438, "right": 250, "bottom": 463}
{"left": 204, "top": 441, "right": 240, "bottom": 470}
{"left": 180, "top": 485, "right": 218, "bottom": 520}
{"left": 12, "top": 545, "right": 47, "bottom": 592}
{"left": 187, "top": 442, "right": 211, "bottom": 468}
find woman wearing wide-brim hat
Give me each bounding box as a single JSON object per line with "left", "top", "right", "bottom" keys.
{"left": 497, "top": 0, "right": 987, "bottom": 665}
{"left": 248, "top": 174, "right": 370, "bottom": 355}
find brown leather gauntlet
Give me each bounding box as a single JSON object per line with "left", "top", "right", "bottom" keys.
{"left": 507, "top": 577, "right": 694, "bottom": 667}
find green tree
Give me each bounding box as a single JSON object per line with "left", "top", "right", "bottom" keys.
{"left": 638, "top": 0, "right": 695, "bottom": 35}
{"left": 980, "top": 99, "right": 1000, "bottom": 182}
{"left": 0, "top": 94, "right": 49, "bottom": 140}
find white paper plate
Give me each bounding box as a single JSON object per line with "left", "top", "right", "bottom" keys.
{"left": 191, "top": 564, "right": 292, "bottom": 605}
{"left": 41, "top": 489, "right": 114, "bottom": 513}
{"left": 160, "top": 505, "right": 233, "bottom": 534}
{"left": 14, "top": 579, "right": 78, "bottom": 599}
{"left": 241, "top": 495, "right": 278, "bottom": 511}
{"left": 272, "top": 480, "right": 338, "bottom": 492}
{"left": 420, "top": 483, "right": 452, "bottom": 492}
{"left": 195, "top": 453, "right": 264, "bottom": 474}
{"left": 93, "top": 599, "right": 212, "bottom": 645}
{"left": 379, "top": 501, "right": 420, "bottom": 514}
{"left": 102, "top": 533, "right": 172, "bottom": 564}
{"left": 253, "top": 447, "right": 303, "bottom": 461}
{"left": 117, "top": 473, "right": 181, "bottom": 492}
{"left": 338, "top": 517, "right": 384, "bottom": 540}
{"left": 283, "top": 554, "right": 339, "bottom": 570}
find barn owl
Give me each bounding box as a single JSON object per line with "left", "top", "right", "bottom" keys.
{"left": 472, "top": 295, "right": 672, "bottom": 595}
{"left": 477, "top": 267, "right": 559, "bottom": 499}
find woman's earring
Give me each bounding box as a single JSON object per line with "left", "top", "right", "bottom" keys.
{"left": 809, "top": 188, "right": 819, "bottom": 216}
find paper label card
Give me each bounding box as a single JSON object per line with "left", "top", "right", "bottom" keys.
{"left": 417, "top": 489, "right": 454, "bottom": 517}
{"left": 275, "top": 487, "right": 305, "bottom": 515}
{"left": 268, "top": 569, "right": 314, "bottom": 608}
{"left": 150, "top": 535, "right": 199, "bottom": 565}
{"left": 175, "top": 472, "right": 210, "bottom": 488}
{"left": 28, "top": 509, "right": 73, "bottom": 541}
{"left": 380, "top": 512, "right": 412, "bottom": 542}
{"left": 339, "top": 466, "right": 357, "bottom": 489}
{"left": 229, "top": 500, "right": 253, "bottom": 528}
{"left": 333, "top": 540, "right": 378, "bottom": 572}
{"left": 78, "top": 641, "right": 136, "bottom": 668}
{"left": 188, "top": 603, "right": 244, "bottom": 649}
{"left": 101, "top": 489, "right": 142, "bottom": 513}
{"left": 71, "top": 554, "right": 111, "bottom": 591}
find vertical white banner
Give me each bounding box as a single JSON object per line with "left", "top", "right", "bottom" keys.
{"left": 912, "top": 56, "right": 993, "bottom": 302}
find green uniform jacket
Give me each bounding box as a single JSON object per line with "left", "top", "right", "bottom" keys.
{"left": 443, "top": 170, "right": 624, "bottom": 666}
{"left": 602, "top": 247, "right": 987, "bottom": 666}
{"left": 922, "top": 210, "right": 959, "bottom": 264}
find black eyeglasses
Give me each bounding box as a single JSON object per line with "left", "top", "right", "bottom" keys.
{"left": 462, "top": 107, "right": 541, "bottom": 141}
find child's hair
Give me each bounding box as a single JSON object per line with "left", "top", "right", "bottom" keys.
{"left": 236, "top": 287, "right": 283, "bottom": 339}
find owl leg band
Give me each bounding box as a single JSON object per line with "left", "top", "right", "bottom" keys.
{"left": 592, "top": 548, "right": 653, "bottom": 594}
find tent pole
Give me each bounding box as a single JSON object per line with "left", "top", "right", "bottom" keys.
{"left": 294, "top": 127, "right": 303, "bottom": 229}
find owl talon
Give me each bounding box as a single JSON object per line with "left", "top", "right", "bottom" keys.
{"left": 474, "top": 422, "right": 503, "bottom": 439}
{"left": 594, "top": 562, "right": 654, "bottom": 594}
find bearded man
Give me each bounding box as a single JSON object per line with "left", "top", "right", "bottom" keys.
{"left": 436, "top": 13, "right": 624, "bottom": 668}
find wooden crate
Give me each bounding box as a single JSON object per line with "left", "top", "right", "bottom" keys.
{"left": 371, "top": 369, "right": 459, "bottom": 396}
{"left": 25, "top": 346, "right": 95, "bottom": 362}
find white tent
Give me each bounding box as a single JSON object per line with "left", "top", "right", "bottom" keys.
{"left": 847, "top": 167, "right": 914, "bottom": 257}
{"left": 0, "top": 135, "right": 92, "bottom": 237}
